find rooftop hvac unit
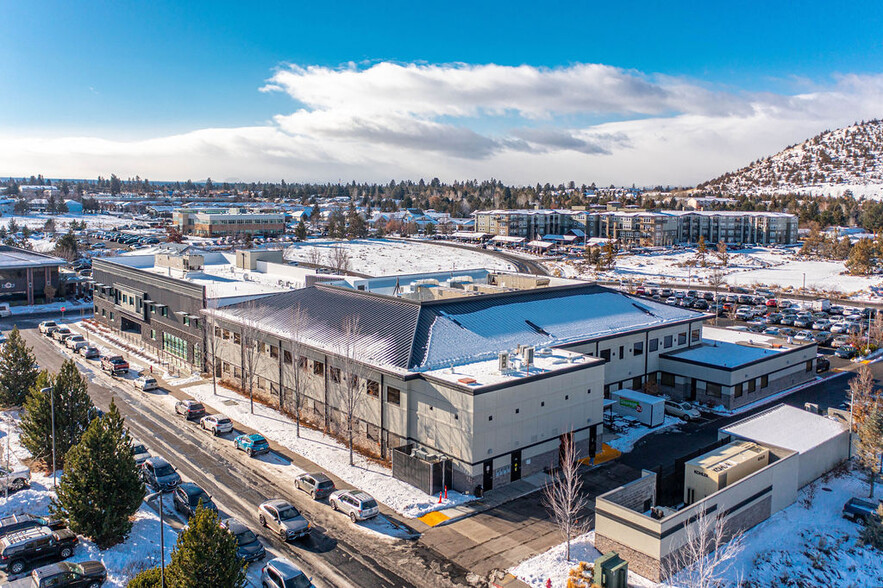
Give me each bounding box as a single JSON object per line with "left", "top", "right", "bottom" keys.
{"left": 498, "top": 352, "right": 510, "bottom": 373}
{"left": 522, "top": 346, "right": 535, "bottom": 366}
{"left": 413, "top": 448, "right": 429, "bottom": 461}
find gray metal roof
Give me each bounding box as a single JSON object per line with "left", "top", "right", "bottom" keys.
{"left": 211, "top": 282, "right": 703, "bottom": 373}
{"left": 0, "top": 245, "right": 65, "bottom": 269}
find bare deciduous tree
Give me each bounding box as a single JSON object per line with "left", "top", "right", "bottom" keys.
{"left": 288, "top": 305, "right": 309, "bottom": 438}
{"left": 663, "top": 507, "right": 745, "bottom": 588}
{"left": 202, "top": 300, "right": 220, "bottom": 396}
{"left": 337, "top": 316, "right": 366, "bottom": 466}
{"left": 708, "top": 269, "right": 727, "bottom": 326}
{"left": 329, "top": 245, "right": 351, "bottom": 274}
{"left": 856, "top": 402, "right": 883, "bottom": 498}
{"left": 849, "top": 364, "right": 880, "bottom": 427}
{"left": 239, "top": 302, "right": 262, "bottom": 414}
{"left": 305, "top": 247, "right": 323, "bottom": 268}
{"left": 542, "top": 432, "right": 589, "bottom": 561}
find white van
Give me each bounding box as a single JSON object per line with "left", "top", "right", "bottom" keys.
{"left": 0, "top": 304, "right": 11, "bottom": 318}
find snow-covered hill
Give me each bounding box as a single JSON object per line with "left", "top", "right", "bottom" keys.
{"left": 699, "top": 119, "right": 883, "bottom": 198}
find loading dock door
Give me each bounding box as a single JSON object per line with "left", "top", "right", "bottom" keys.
{"left": 483, "top": 460, "right": 494, "bottom": 491}
{"left": 510, "top": 450, "right": 521, "bottom": 482}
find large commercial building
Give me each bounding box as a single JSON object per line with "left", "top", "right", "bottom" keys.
{"left": 0, "top": 246, "right": 66, "bottom": 306}
{"left": 473, "top": 209, "right": 799, "bottom": 246}
{"left": 173, "top": 208, "right": 286, "bottom": 237}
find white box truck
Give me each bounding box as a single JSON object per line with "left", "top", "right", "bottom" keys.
{"left": 813, "top": 299, "right": 831, "bottom": 312}
{"left": 610, "top": 388, "right": 665, "bottom": 427}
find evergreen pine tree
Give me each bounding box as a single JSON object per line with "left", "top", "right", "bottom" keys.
{"left": 52, "top": 400, "right": 144, "bottom": 548}
{"left": 294, "top": 219, "right": 307, "bottom": 241}
{"left": 165, "top": 505, "right": 246, "bottom": 588}
{"left": 856, "top": 403, "right": 883, "bottom": 498}
{"left": 128, "top": 566, "right": 162, "bottom": 587}
{"left": 860, "top": 504, "right": 883, "bottom": 551}
{"left": 20, "top": 360, "right": 94, "bottom": 469}
{"left": 0, "top": 326, "right": 39, "bottom": 406}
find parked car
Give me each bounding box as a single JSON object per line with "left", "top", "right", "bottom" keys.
{"left": 0, "top": 303, "right": 10, "bottom": 318}
{"left": 139, "top": 457, "right": 181, "bottom": 492}
{"left": 174, "top": 399, "right": 205, "bottom": 420}
{"left": 835, "top": 345, "right": 858, "bottom": 359}
{"left": 793, "top": 330, "right": 815, "bottom": 342}
{"left": 257, "top": 500, "right": 311, "bottom": 541}
{"left": 131, "top": 442, "right": 151, "bottom": 465}
{"left": 173, "top": 482, "right": 217, "bottom": 518}
{"left": 832, "top": 335, "right": 851, "bottom": 348}
{"left": 778, "top": 327, "right": 797, "bottom": 338}
{"left": 0, "top": 527, "right": 79, "bottom": 575}
{"left": 762, "top": 327, "right": 781, "bottom": 336}
{"left": 133, "top": 376, "right": 158, "bottom": 392}
{"left": 816, "top": 356, "right": 830, "bottom": 373}
{"left": 64, "top": 335, "right": 86, "bottom": 350}
{"left": 663, "top": 400, "right": 701, "bottom": 421}
{"left": 234, "top": 433, "right": 270, "bottom": 457}
{"left": 294, "top": 473, "right": 336, "bottom": 500}
{"left": 51, "top": 327, "right": 72, "bottom": 342}
{"left": 38, "top": 321, "right": 58, "bottom": 336}
{"left": 78, "top": 345, "right": 100, "bottom": 359}
{"left": 199, "top": 414, "right": 233, "bottom": 436}
{"left": 0, "top": 463, "right": 31, "bottom": 494}
{"left": 220, "top": 518, "right": 266, "bottom": 563}
{"left": 812, "top": 319, "right": 832, "bottom": 331}
{"left": 813, "top": 331, "right": 833, "bottom": 346}
{"left": 328, "top": 489, "right": 380, "bottom": 522}
{"left": 842, "top": 497, "right": 882, "bottom": 523}
{"left": 100, "top": 355, "right": 129, "bottom": 376}
{"left": 0, "top": 515, "right": 64, "bottom": 540}
{"left": 4, "top": 560, "right": 107, "bottom": 588}
{"left": 260, "top": 557, "right": 313, "bottom": 588}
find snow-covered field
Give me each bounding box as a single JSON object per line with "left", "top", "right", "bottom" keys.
{"left": 178, "top": 382, "right": 472, "bottom": 519}
{"left": 510, "top": 465, "right": 882, "bottom": 588}
{"left": 285, "top": 238, "right": 516, "bottom": 275}
{"left": 551, "top": 246, "right": 883, "bottom": 298}
{"left": 0, "top": 213, "right": 134, "bottom": 231}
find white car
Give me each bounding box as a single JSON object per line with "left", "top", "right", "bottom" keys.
{"left": 793, "top": 330, "right": 815, "bottom": 342}
{"left": 65, "top": 334, "right": 87, "bottom": 349}
{"left": 664, "top": 400, "right": 701, "bottom": 421}
{"left": 200, "top": 414, "right": 234, "bottom": 436}
{"left": 133, "top": 376, "right": 159, "bottom": 391}
{"left": 38, "top": 320, "right": 59, "bottom": 335}
{"left": 833, "top": 335, "right": 851, "bottom": 348}
{"left": 329, "top": 489, "right": 379, "bottom": 522}
{"left": 812, "top": 319, "right": 832, "bottom": 330}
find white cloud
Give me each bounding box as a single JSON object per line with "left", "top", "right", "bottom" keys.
{"left": 2, "top": 62, "right": 882, "bottom": 185}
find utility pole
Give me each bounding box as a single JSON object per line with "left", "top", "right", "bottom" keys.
{"left": 41, "top": 387, "right": 56, "bottom": 489}
{"left": 144, "top": 491, "right": 166, "bottom": 588}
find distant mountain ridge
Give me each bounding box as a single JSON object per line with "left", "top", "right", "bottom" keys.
{"left": 698, "top": 119, "right": 883, "bottom": 198}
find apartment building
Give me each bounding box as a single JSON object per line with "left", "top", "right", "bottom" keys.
{"left": 173, "top": 208, "right": 286, "bottom": 237}
{"left": 474, "top": 209, "right": 580, "bottom": 238}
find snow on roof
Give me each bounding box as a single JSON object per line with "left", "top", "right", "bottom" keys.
{"left": 722, "top": 404, "right": 846, "bottom": 453}
{"left": 424, "top": 348, "right": 599, "bottom": 389}
{"left": 703, "top": 326, "right": 777, "bottom": 346}
{"left": 662, "top": 339, "right": 783, "bottom": 368}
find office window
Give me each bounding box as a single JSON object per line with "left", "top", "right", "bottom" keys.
{"left": 150, "top": 329, "right": 156, "bottom": 340}
{"left": 366, "top": 380, "right": 379, "bottom": 397}
{"left": 600, "top": 349, "right": 611, "bottom": 362}
{"left": 101, "top": 309, "right": 106, "bottom": 317}
{"left": 151, "top": 304, "right": 157, "bottom": 314}
{"left": 387, "top": 387, "right": 401, "bottom": 406}
{"left": 233, "top": 332, "right": 241, "bottom": 345}
{"left": 649, "top": 338, "right": 658, "bottom": 352}
{"left": 163, "top": 332, "right": 188, "bottom": 360}
{"left": 214, "top": 326, "right": 222, "bottom": 337}
{"left": 734, "top": 383, "right": 743, "bottom": 398}
{"left": 691, "top": 329, "right": 700, "bottom": 342}
{"left": 706, "top": 382, "right": 722, "bottom": 398}
{"left": 633, "top": 342, "right": 644, "bottom": 356}
{"left": 678, "top": 332, "right": 687, "bottom": 345}
{"left": 632, "top": 376, "right": 642, "bottom": 389}
{"left": 748, "top": 378, "right": 756, "bottom": 393}
{"left": 619, "top": 345, "right": 624, "bottom": 358}
{"left": 330, "top": 367, "right": 341, "bottom": 383}
{"left": 664, "top": 335, "right": 673, "bottom": 348}
{"left": 761, "top": 374, "right": 769, "bottom": 388}
{"left": 805, "top": 360, "right": 813, "bottom": 372}
{"left": 299, "top": 356, "right": 308, "bottom": 370}
{"left": 313, "top": 361, "right": 325, "bottom": 376}
{"left": 110, "top": 312, "right": 114, "bottom": 321}
{"left": 270, "top": 345, "right": 279, "bottom": 359}
{"left": 283, "top": 350, "right": 293, "bottom": 365}
{"left": 161, "top": 307, "right": 169, "bottom": 318}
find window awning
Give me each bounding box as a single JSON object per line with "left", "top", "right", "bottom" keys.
{"left": 490, "top": 235, "right": 525, "bottom": 243}
{"left": 174, "top": 310, "right": 188, "bottom": 316}
{"left": 527, "top": 240, "right": 553, "bottom": 249}
{"left": 152, "top": 303, "right": 167, "bottom": 308}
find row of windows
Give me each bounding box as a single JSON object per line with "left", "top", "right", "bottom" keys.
{"left": 598, "top": 329, "right": 699, "bottom": 362}
{"left": 163, "top": 332, "right": 188, "bottom": 360}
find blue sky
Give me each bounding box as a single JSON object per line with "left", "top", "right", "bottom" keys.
{"left": 3, "top": 1, "right": 883, "bottom": 184}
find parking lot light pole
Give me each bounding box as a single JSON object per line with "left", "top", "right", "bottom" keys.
{"left": 144, "top": 491, "right": 166, "bottom": 588}
{"left": 40, "top": 387, "right": 56, "bottom": 489}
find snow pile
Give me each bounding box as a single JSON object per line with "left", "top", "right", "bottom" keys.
{"left": 285, "top": 238, "right": 515, "bottom": 275}
{"left": 178, "top": 382, "right": 473, "bottom": 518}
{"left": 606, "top": 414, "right": 682, "bottom": 453}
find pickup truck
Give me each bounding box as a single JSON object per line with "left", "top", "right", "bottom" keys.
{"left": 842, "top": 497, "right": 883, "bottom": 522}
{"left": 100, "top": 355, "right": 129, "bottom": 376}
{"left": 0, "top": 464, "right": 31, "bottom": 493}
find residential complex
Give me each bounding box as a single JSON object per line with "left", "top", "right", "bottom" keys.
{"left": 173, "top": 208, "right": 287, "bottom": 237}
{"left": 474, "top": 209, "right": 799, "bottom": 246}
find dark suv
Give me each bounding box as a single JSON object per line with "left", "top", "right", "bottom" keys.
{"left": 0, "top": 514, "right": 65, "bottom": 539}
{"left": 5, "top": 560, "right": 107, "bottom": 588}
{"left": 173, "top": 482, "right": 217, "bottom": 518}
{"left": 174, "top": 400, "right": 205, "bottom": 420}
{"left": 0, "top": 527, "right": 79, "bottom": 575}
{"left": 139, "top": 457, "right": 181, "bottom": 492}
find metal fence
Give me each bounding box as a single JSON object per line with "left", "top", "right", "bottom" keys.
{"left": 391, "top": 444, "right": 453, "bottom": 496}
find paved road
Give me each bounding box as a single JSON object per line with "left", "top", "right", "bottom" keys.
{"left": 14, "top": 320, "right": 466, "bottom": 588}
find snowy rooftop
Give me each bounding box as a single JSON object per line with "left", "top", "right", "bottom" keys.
{"left": 423, "top": 348, "right": 600, "bottom": 389}
{"left": 722, "top": 404, "right": 846, "bottom": 453}
{"left": 0, "top": 245, "right": 66, "bottom": 269}
{"left": 662, "top": 339, "right": 787, "bottom": 369}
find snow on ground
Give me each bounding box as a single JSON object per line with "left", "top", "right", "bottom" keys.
{"left": 510, "top": 465, "right": 881, "bottom": 588}
{"left": 179, "top": 382, "right": 473, "bottom": 518}
{"left": 552, "top": 246, "right": 883, "bottom": 298}
{"left": 606, "top": 414, "right": 682, "bottom": 454}
{"left": 284, "top": 238, "right": 515, "bottom": 275}
{"left": 1, "top": 213, "right": 134, "bottom": 231}
{"left": 9, "top": 300, "right": 92, "bottom": 316}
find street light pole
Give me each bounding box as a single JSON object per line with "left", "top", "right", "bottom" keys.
{"left": 144, "top": 491, "right": 166, "bottom": 588}
{"left": 40, "top": 387, "right": 56, "bottom": 489}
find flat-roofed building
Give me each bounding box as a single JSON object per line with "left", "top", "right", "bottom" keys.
{"left": 173, "top": 208, "right": 286, "bottom": 237}
{"left": 0, "top": 246, "right": 66, "bottom": 306}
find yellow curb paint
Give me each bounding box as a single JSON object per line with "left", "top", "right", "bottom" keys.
{"left": 419, "top": 511, "right": 451, "bottom": 527}
{"left": 580, "top": 443, "right": 621, "bottom": 466}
